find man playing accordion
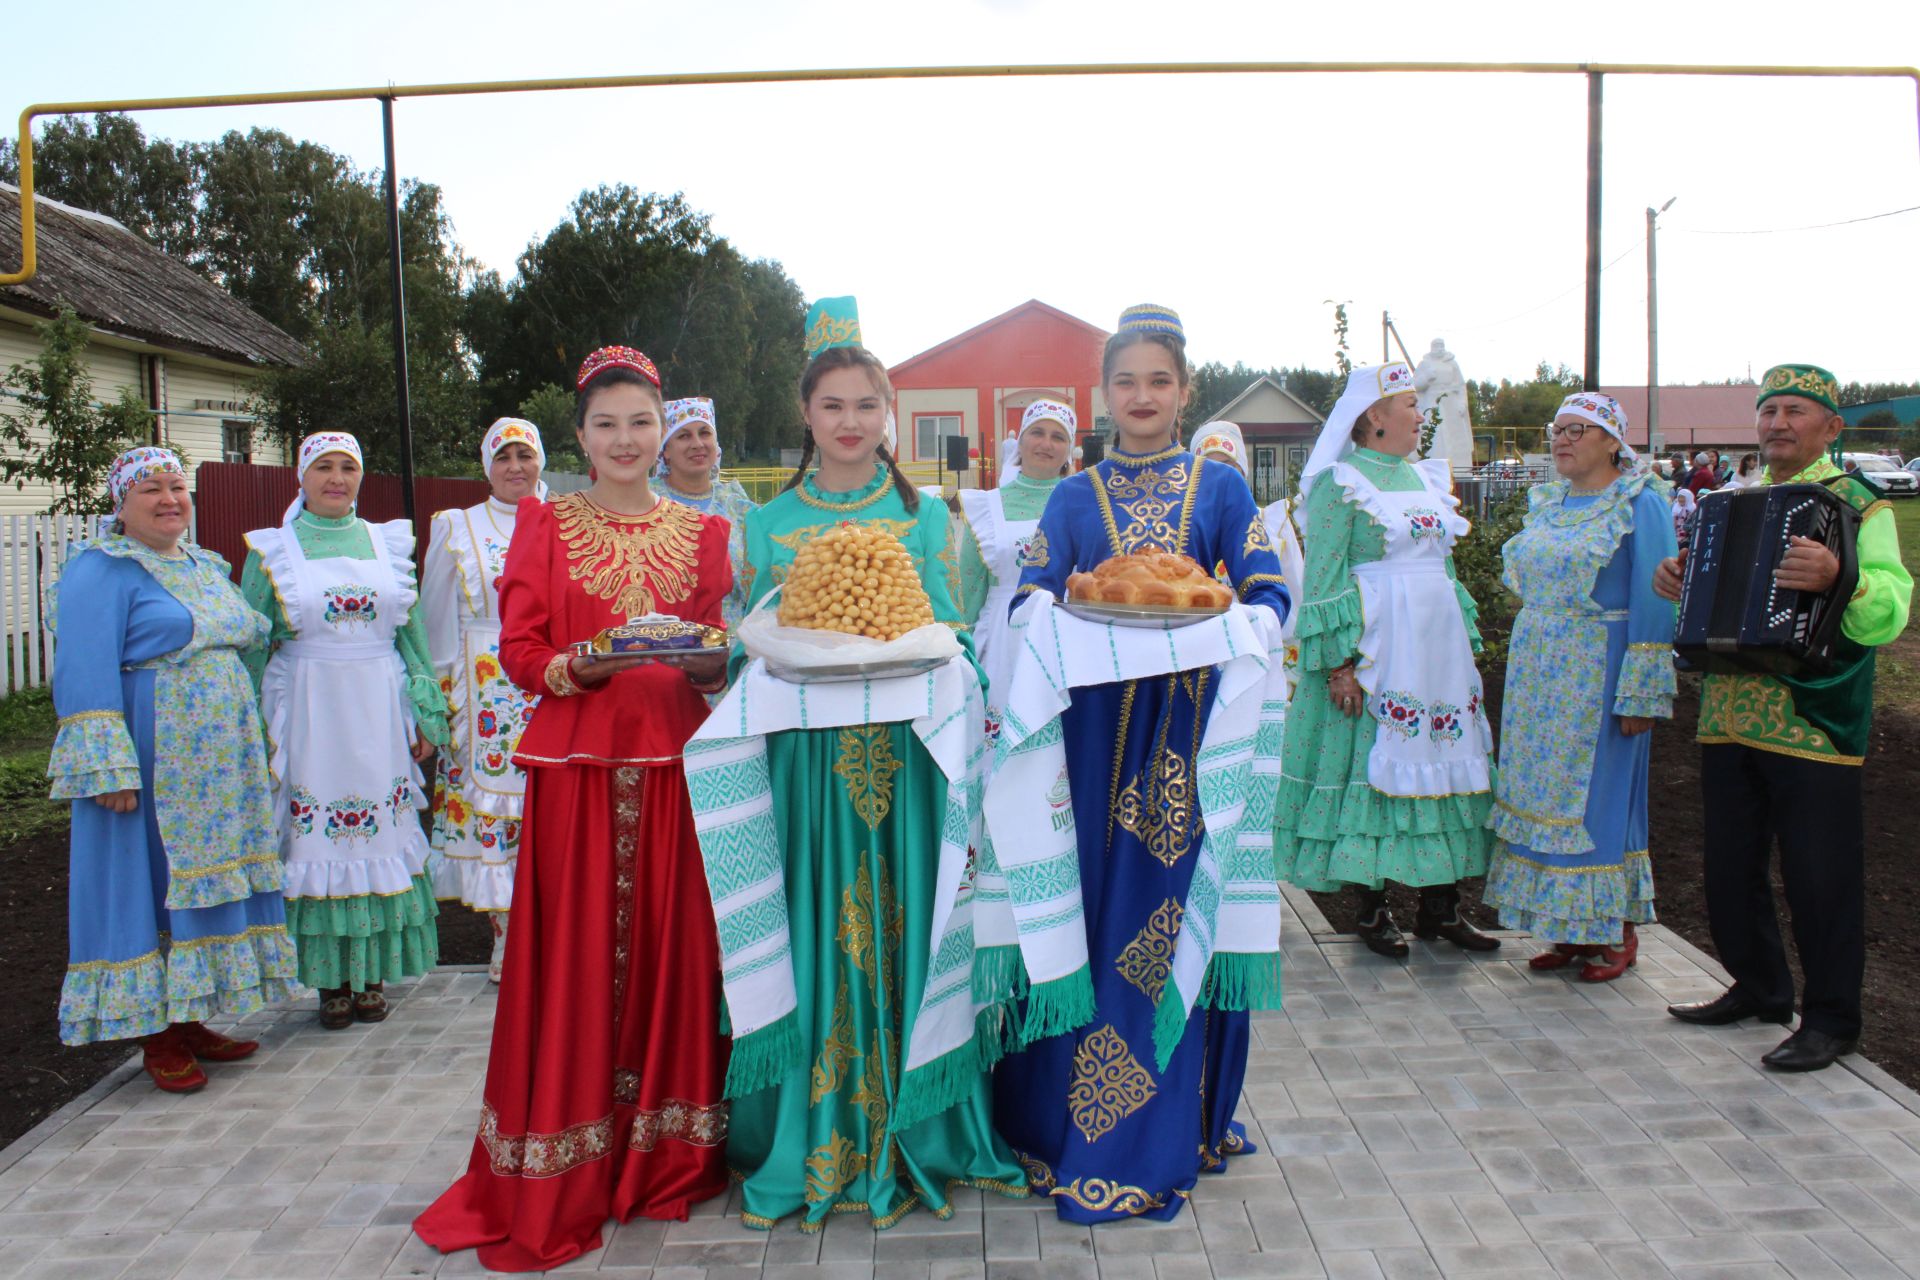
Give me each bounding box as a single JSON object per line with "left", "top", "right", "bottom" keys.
{"left": 1654, "top": 364, "right": 1912, "bottom": 1072}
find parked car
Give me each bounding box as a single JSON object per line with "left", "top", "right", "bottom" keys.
{"left": 1841, "top": 453, "right": 1919, "bottom": 497}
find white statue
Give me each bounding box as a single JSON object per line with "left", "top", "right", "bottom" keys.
{"left": 1413, "top": 338, "right": 1474, "bottom": 469}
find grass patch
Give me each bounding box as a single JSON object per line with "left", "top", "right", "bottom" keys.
{"left": 1874, "top": 501, "right": 1920, "bottom": 713}
{"left": 0, "top": 687, "right": 65, "bottom": 848}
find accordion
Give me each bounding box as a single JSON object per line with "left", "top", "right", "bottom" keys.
{"left": 1675, "top": 481, "right": 1861, "bottom": 676}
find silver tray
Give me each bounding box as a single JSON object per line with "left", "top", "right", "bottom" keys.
{"left": 1059, "top": 599, "right": 1229, "bottom": 629}
{"left": 570, "top": 648, "right": 717, "bottom": 669}
{"left": 762, "top": 655, "right": 949, "bottom": 685}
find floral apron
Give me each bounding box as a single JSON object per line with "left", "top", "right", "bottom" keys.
{"left": 1342, "top": 462, "right": 1493, "bottom": 799}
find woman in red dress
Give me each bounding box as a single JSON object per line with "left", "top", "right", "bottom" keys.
{"left": 415, "top": 346, "right": 732, "bottom": 1271}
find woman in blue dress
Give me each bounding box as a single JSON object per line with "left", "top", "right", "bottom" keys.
{"left": 47, "top": 447, "right": 301, "bottom": 1092}
{"left": 1485, "top": 392, "right": 1678, "bottom": 980}
{"left": 654, "top": 395, "right": 758, "bottom": 633}
{"left": 993, "top": 305, "right": 1290, "bottom": 1222}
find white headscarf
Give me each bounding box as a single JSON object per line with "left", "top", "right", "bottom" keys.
{"left": 1553, "top": 392, "right": 1639, "bottom": 472}
{"left": 284, "top": 431, "right": 364, "bottom": 525}
{"left": 1297, "top": 363, "right": 1416, "bottom": 502}
{"left": 482, "top": 417, "right": 549, "bottom": 498}
{"left": 656, "top": 398, "right": 720, "bottom": 481}
{"left": 1001, "top": 399, "right": 1078, "bottom": 485}
{"left": 1190, "top": 421, "right": 1250, "bottom": 483}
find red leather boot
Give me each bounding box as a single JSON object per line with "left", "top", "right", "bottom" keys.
{"left": 141, "top": 1027, "right": 209, "bottom": 1093}
{"left": 1580, "top": 922, "right": 1638, "bottom": 983}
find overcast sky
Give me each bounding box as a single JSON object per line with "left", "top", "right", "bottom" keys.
{"left": 8, "top": 0, "right": 1918, "bottom": 387}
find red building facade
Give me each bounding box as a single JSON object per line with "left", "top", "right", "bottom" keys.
{"left": 888, "top": 300, "right": 1108, "bottom": 487}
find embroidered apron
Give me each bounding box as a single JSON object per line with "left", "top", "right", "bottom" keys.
{"left": 447, "top": 507, "right": 533, "bottom": 820}
{"left": 260, "top": 528, "right": 430, "bottom": 899}
{"left": 958, "top": 486, "right": 1041, "bottom": 701}
{"left": 1342, "top": 463, "right": 1492, "bottom": 799}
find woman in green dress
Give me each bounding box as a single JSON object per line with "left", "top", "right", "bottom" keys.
{"left": 241, "top": 432, "right": 451, "bottom": 1026}
{"left": 722, "top": 300, "right": 1024, "bottom": 1232}
{"left": 1271, "top": 364, "right": 1498, "bottom": 957}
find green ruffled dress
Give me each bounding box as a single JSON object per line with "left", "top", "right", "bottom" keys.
{"left": 1272, "top": 449, "right": 1494, "bottom": 890}
{"left": 241, "top": 511, "right": 451, "bottom": 991}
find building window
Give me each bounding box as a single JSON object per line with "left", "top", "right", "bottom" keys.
{"left": 222, "top": 420, "right": 253, "bottom": 464}
{"left": 914, "top": 414, "right": 961, "bottom": 462}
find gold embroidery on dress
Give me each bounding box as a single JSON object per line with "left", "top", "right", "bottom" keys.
{"left": 1050, "top": 1176, "right": 1167, "bottom": 1215}
{"left": 850, "top": 1035, "right": 894, "bottom": 1179}
{"left": 1016, "top": 1150, "right": 1057, "bottom": 1192}
{"left": 553, "top": 492, "right": 702, "bottom": 616}
{"left": 478, "top": 1101, "right": 615, "bottom": 1179}
{"left": 1115, "top": 898, "right": 1185, "bottom": 1002}
{"left": 1068, "top": 1023, "right": 1158, "bottom": 1143}
{"left": 611, "top": 768, "right": 642, "bottom": 1024}
{"left": 838, "top": 858, "right": 903, "bottom": 1003}
{"left": 834, "top": 726, "right": 903, "bottom": 829}
{"left": 805, "top": 1130, "right": 867, "bottom": 1203}
{"left": 630, "top": 1098, "right": 729, "bottom": 1151}
{"left": 1114, "top": 721, "right": 1195, "bottom": 868}
{"left": 1243, "top": 511, "right": 1276, "bottom": 557}
{"left": 810, "top": 976, "right": 856, "bottom": 1105}
{"left": 1095, "top": 463, "right": 1190, "bottom": 553}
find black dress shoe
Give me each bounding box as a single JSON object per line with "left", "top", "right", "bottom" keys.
{"left": 1413, "top": 889, "right": 1502, "bottom": 952}
{"left": 1666, "top": 990, "right": 1794, "bottom": 1027}
{"left": 1762, "top": 1027, "right": 1858, "bottom": 1072}
{"left": 1356, "top": 907, "right": 1409, "bottom": 959}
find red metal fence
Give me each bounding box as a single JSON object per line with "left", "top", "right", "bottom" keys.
{"left": 192, "top": 462, "right": 492, "bottom": 580}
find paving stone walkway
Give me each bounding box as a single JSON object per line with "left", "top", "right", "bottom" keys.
{"left": 6, "top": 893, "right": 1920, "bottom": 1280}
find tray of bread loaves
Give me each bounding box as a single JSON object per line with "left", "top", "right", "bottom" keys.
{"left": 749, "top": 524, "right": 961, "bottom": 683}
{"left": 1060, "top": 548, "right": 1233, "bottom": 628}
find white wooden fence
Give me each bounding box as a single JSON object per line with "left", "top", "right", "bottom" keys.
{"left": 1, "top": 514, "right": 115, "bottom": 697}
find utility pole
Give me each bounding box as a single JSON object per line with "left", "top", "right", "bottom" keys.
{"left": 1646, "top": 196, "right": 1677, "bottom": 457}
{"left": 381, "top": 95, "right": 417, "bottom": 522}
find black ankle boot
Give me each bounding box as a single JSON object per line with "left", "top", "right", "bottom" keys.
{"left": 1414, "top": 885, "right": 1501, "bottom": 952}
{"left": 1354, "top": 889, "right": 1409, "bottom": 959}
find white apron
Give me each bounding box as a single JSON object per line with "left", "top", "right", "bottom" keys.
{"left": 422, "top": 501, "right": 534, "bottom": 911}
{"left": 248, "top": 520, "right": 432, "bottom": 901}
{"left": 1338, "top": 458, "right": 1493, "bottom": 799}
{"left": 958, "top": 486, "right": 1042, "bottom": 700}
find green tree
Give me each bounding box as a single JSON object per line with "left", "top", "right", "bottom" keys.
{"left": 517, "top": 384, "right": 582, "bottom": 469}
{"left": 0, "top": 308, "right": 159, "bottom": 514}
{"left": 0, "top": 113, "right": 201, "bottom": 261}
{"left": 1477, "top": 361, "right": 1583, "bottom": 457}
{"left": 474, "top": 186, "right": 808, "bottom": 466}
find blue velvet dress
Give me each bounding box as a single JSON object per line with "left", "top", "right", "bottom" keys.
{"left": 49, "top": 539, "right": 300, "bottom": 1045}
{"left": 991, "top": 443, "right": 1289, "bottom": 1223}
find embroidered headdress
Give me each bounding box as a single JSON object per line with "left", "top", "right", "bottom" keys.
{"left": 1554, "top": 391, "right": 1638, "bottom": 471}
{"left": 1000, "top": 399, "right": 1078, "bottom": 483}
{"left": 658, "top": 397, "right": 721, "bottom": 478}
{"left": 575, "top": 345, "right": 661, "bottom": 391}
{"left": 482, "top": 417, "right": 549, "bottom": 498}
{"left": 1190, "top": 421, "right": 1250, "bottom": 483}
{"left": 803, "top": 296, "right": 863, "bottom": 361}
{"left": 107, "top": 446, "right": 186, "bottom": 514}
{"left": 1297, "top": 362, "right": 1416, "bottom": 500}
{"left": 1757, "top": 363, "right": 1840, "bottom": 416}
{"left": 285, "top": 431, "right": 364, "bottom": 525}
{"left": 1117, "top": 303, "right": 1184, "bottom": 340}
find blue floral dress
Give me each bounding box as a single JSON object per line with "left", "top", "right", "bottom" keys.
{"left": 47, "top": 536, "right": 301, "bottom": 1045}
{"left": 1485, "top": 474, "right": 1678, "bottom": 944}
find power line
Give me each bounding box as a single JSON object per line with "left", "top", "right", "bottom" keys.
{"left": 1670, "top": 204, "right": 1920, "bottom": 235}
{"left": 1450, "top": 237, "right": 1646, "bottom": 335}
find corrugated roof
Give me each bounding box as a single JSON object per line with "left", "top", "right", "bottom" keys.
{"left": 0, "top": 184, "right": 308, "bottom": 369}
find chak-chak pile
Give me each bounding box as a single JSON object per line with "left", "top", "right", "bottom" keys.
{"left": 778, "top": 524, "right": 936, "bottom": 641}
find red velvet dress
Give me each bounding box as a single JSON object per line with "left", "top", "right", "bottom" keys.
{"left": 415, "top": 493, "right": 732, "bottom": 1272}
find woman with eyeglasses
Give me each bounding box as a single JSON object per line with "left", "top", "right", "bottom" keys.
{"left": 1484, "top": 393, "right": 1678, "bottom": 982}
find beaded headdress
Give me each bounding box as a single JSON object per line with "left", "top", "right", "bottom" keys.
{"left": 575, "top": 345, "right": 661, "bottom": 391}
